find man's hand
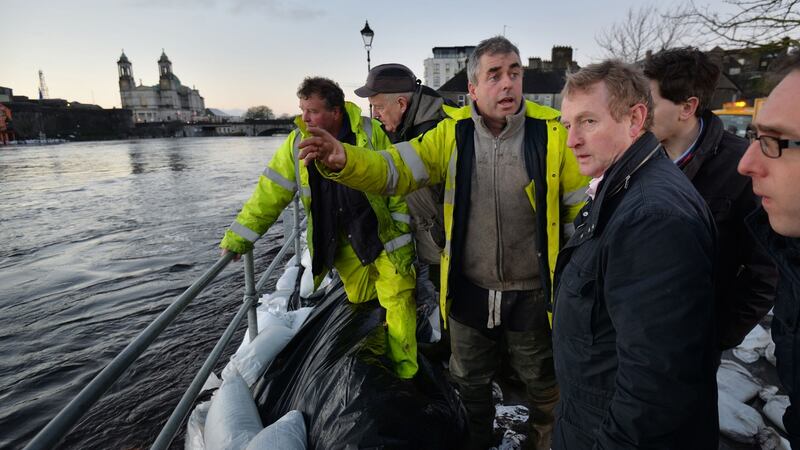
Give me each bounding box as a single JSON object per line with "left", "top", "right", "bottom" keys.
{"left": 297, "top": 126, "right": 347, "bottom": 171}
{"left": 221, "top": 248, "right": 241, "bottom": 262}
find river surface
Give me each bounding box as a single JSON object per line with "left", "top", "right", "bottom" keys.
{"left": 0, "top": 137, "right": 292, "bottom": 449}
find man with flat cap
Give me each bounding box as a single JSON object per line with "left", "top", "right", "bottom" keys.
{"left": 356, "top": 64, "right": 452, "bottom": 304}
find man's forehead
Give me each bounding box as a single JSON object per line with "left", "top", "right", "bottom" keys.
{"left": 480, "top": 52, "right": 521, "bottom": 69}
{"left": 754, "top": 71, "right": 800, "bottom": 136}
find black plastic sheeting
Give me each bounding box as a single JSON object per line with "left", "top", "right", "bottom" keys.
{"left": 254, "top": 281, "right": 467, "bottom": 450}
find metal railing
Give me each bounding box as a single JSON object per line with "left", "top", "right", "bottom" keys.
{"left": 23, "top": 197, "right": 304, "bottom": 450}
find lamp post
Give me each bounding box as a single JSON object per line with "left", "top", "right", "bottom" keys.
{"left": 360, "top": 20, "right": 374, "bottom": 73}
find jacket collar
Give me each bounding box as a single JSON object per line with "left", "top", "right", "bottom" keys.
{"left": 681, "top": 109, "right": 725, "bottom": 180}
{"left": 572, "top": 132, "right": 663, "bottom": 243}
{"left": 746, "top": 207, "right": 800, "bottom": 275}
{"left": 470, "top": 100, "right": 526, "bottom": 139}
{"left": 397, "top": 85, "right": 446, "bottom": 139}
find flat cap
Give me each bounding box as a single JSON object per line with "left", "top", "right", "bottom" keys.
{"left": 354, "top": 63, "right": 418, "bottom": 97}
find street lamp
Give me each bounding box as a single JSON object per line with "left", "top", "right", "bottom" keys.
{"left": 360, "top": 20, "right": 374, "bottom": 73}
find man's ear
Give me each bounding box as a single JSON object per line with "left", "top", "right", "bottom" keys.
{"left": 398, "top": 95, "right": 409, "bottom": 114}
{"left": 629, "top": 103, "right": 648, "bottom": 137}
{"left": 468, "top": 82, "right": 478, "bottom": 102}
{"left": 681, "top": 97, "right": 700, "bottom": 121}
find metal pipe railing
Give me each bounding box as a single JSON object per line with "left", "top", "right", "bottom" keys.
{"left": 255, "top": 216, "right": 306, "bottom": 292}
{"left": 150, "top": 252, "right": 259, "bottom": 450}
{"left": 154, "top": 206, "right": 305, "bottom": 448}
{"left": 244, "top": 252, "right": 259, "bottom": 343}
{"left": 25, "top": 194, "right": 306, "bottom": 450}
{"left": 23, "top": 251, "right": 236, "bottom": 450}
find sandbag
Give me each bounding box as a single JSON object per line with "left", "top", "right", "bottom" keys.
{"left": 245, "top": 410, "right": 307, "bottom": 450}
{"left": 719, "top": 389, "right": 764, "bottom": 443}
{"left": 185, "top": 400, "right": 210, "bottom": 450}
{"left": 734, "top": 325, "right": 772, "bottom": 363}
{"left": 761, "top": 388, "right": 790, "bottom": 434}
{"left": 718, "top": 359, "right": 763, "bottom": 403}
{"left": 253, "top": 282, "right": 467, "bottom": 450}
{"left": 229, "top": 325, "right": 295, "bottom": 387}
{"left": 204, "top": 369, "right": 263, "bottom": 450}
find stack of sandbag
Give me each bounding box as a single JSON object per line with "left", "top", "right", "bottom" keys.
{"left": 203, "top": 367, "right": 307, "bottom": 450}
{"left": 717, "top": 359, "right": 791, "bottom": 449}
{"left": 185, "top": 257, "right": 314, "bottom": 449}
{"left": 254, "top": 282, "right": 468, "bottom": 450}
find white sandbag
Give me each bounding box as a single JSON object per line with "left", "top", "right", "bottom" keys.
{"left": 718, "top": 390, "right": 764, "bottom": 443}
{"left": 758, "top": 427, "right": 792, "bottom": 450}
{"left": 245, "top": 410, "right": 307, "bottom": 450}
{"left": 201, "top": 371, "right": 222, "bottom": 393}
{"left": 299, "top": 267, "right": 314, "bottom": 299}
{"left": 761, "top": 389, "right": 790, "bottom": 433}
{"left": 235, "top": 308, "right": 290, "bottom": 351}
{"left": 301, "top": 248, "right": 312, "bottom": 269}
{"left": 185, "top": 400, "right": 211, "bottom": 450}
{"left": 289, "top": 307, "right": 314, "bottom": 332}
{"left": 767, "top": 329, "right": 777, "bottom": 366}
{"left": 734, "top": 325, "right": 772, "bottom": 363}
{"left": 230, "top": 325, "right": 295, "bottom": 387}
{"left": 276, "top": 265, "right": 300, "bottom": 291}
{"left": 204, "top": 369, "right": 263, "bottom": 450}
{"left": 718, "top": 359, "right": 763, "bottom": 402}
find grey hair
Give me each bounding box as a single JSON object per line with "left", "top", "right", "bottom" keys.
{"left": 467, "top": 36, "right": 521, "bottom": 85}
{"left": 378, "top": 92, "right": 414, "bottom": 102}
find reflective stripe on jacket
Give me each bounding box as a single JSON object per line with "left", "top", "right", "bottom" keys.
{"left": 322, "top": 101, "right": 589, "bottom": 327}
{"left": 220, "top": 101, "right": 415, "bottom": 285}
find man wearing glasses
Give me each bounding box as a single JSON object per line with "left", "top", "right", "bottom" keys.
{"left": 738, "top": 52, "right": 800, "bottom": 448}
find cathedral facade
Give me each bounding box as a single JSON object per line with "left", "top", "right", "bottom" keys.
{"left": 117, "top": 50, "right": 205, "bottom": 123}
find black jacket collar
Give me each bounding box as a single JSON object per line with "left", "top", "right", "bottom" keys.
{"left": 681, "top": 109, "right": 725, "bottom": 180}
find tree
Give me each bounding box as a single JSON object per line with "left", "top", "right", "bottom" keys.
{"left": 685, "top": 0, "right": 799, "bottom": 49}
{"left": 595, "top": 4, "right": 698, "bottom": 62}
{"left": 244, "top": 105, "right": 275, "bottom": 120}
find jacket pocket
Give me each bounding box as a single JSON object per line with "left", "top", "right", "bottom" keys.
{"left": 556, "top": 260, "right": 597, "bottom": 345}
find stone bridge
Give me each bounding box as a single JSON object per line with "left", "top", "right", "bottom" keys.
{"left": 185, "top": 118, "right": 295, "bottom": 137}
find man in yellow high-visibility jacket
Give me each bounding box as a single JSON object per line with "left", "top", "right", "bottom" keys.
{"left": 298, "top": 38, "right": 589, "bottom": 449}
{"left": 220, "top": 77, "right": 418, "bottom": 378}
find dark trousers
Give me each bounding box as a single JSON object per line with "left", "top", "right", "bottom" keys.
{"left": 448, "top": 289, "right": 558, "bottom": 450}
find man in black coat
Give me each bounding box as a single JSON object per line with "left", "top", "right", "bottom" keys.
{"left": 738, "top": 52, "right": 800, "bottom": 448}
{"left": 553, "top": 60, "right": 719, "bottom": 449}
{"left": 645, "top": 47, "right": 776, "bottom": 351}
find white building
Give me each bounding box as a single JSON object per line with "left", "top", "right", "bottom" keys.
{"left": 117, "top": 50, "right": 205, "bottom": 123}
{"left": 423, "top": 46, "right": 475, "bottom": 90}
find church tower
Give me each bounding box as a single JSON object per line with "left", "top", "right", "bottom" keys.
{"left": 158, "top": 50, "right": 176, "bottom": 91}
{"left": 117, "top": 50, "right": 134, "bottom": 91}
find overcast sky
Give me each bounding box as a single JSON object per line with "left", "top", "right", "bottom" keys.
{"left": 2, "top": 0, "right": 738, "bottom": 116}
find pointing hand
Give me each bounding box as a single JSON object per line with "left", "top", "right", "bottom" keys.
{"left": 297, "top": 126, "right": 347, "bottom": 171}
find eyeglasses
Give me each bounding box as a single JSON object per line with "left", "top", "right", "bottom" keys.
{"left": 746, "top": 130, "right": 800, "bottom": 158}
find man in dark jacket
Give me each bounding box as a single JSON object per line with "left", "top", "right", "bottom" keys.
{"left": 738, "top": 53, "right": 800, "bottom": 448}
{"left": 553, "top": 60, "right": 719, "bottom": 449}
{"left": 355, "top": 64, "right": 448, "bottom": 274}
{"left": 644, "top": 47, "right": 776, "bottom": 350}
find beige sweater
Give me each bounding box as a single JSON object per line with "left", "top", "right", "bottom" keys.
{"left": 462, "top": 104, "right": 540, "bottom": 291}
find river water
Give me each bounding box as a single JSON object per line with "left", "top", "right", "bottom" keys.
{"left": 0, "top": 137, "right": 292, "bottom": 449}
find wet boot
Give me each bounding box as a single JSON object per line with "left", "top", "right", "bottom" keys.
{"left": 522, "top": 385, "right": 559, "bottom": 450}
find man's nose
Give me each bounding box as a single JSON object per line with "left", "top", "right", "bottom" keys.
{"left": 738, "top": 140, "right": 765, "bottom": 178}
{"left": 566, "top": 128, "right": 582, "bottom": 149}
